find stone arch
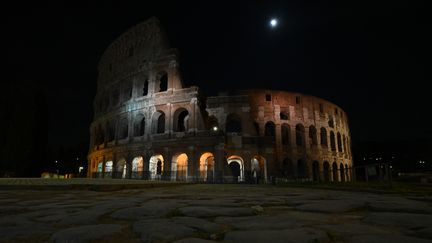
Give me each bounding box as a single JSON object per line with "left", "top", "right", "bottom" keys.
{"left": 251, "top": 155, "right": 267, "bottom": 183}
{"left": 297, "top": 159, "right": 308, "bottom": 179}
{"left": 152, "top": 111, "right": 165, "bottom": 134}
{"left": 340, "top": 163, "right": 345, "bottom": 182}
{"left": 345, "top": 163, "right": 350, "bottom": 182}
{"left": 173, "top": 108, "right": 189, "bottom": 132}
{"left": 143, "top": 78, "right": 149, "bottom": 96}
{"left": 309, "top": 126, "right": 318, "bottom": 146}
{"left": 157, "top": 71, "right": 168, "bottom": 92}
{"left": 131, "top": 156, "right": 144, "bottom": 179}
{"left": 118, "top": 118, "right": 128, "bottom": 140}
{"left": 323, "top": 161, "right": 330, "bottom": 181}
{"left": 171, "top": 153, "right": 188, "bottom": 181}
{"left": 343, "top": 135, "right": 347, "bottom": 154}
{"left": 280, "top": 111, "right": 289, "bottom": 120}
{"left": 116, "top": 158, "right": 127, "bottom": 179}
{"left": 106, "top": 121, "right": 115, "bottom": 142}
{"left": 337, "top": 132, "right": 343, "bottom": 152}
{"left": 330, "top": 131, "right": 336, "bottom": 151}
{"left": 332, "top": 162, "right": 338, "bottom": 181}
{"left": 312, "top": 160, "right": 320, "bottom": 181}
{"left": 208, "top": 116, "right": 219, "bottom": 131}
{"left": 264, "top": 121, "right": 276, "bottom": 140}
{"left": 282, "top": 158, "right": 294, "bottom": 178}
{"left": 281, "top": 124, "right": 290, "bottom": 145}
{"left": 199, "top": 152, "right": 215, "bottom": 182}
{"left": 225, "top": 113, "right": 242, "bottom": 133}
{"left": 149, "top": 154, "right": 164, "bottom": 180}
{"left": 320, "top": 127, "right": 328, "bottom": 147}
{"left": 227, "top": 155, "right": 244, "bottom": 182}
{"left": 296, "top": 124, "right": 305, "bottom": 147}
{"left": 105, "top": 161, "right": 113, "bottom": 178}
{"left": 133, "top": 115, "right": 145, "bottom": 137}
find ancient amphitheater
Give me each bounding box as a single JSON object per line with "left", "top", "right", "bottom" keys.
{"left": 88, "top": 17, "right": 353, "bottom": 183}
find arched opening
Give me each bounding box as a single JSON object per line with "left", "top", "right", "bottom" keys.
{"left": 343, "top": 135, "right": 347, "bottom": 154}
{"left": 106, "top": 122, "right": 115, "bottom": 142}
{"left": 171, "top": 153, "right": 188, "bottom": 181}
{"left": 116, "top": 158, "right": 127, "bottom": 179}
{"left": 296, "top": 124, "right": 305, "bottom": 147}
{"left": 149, "top": 154, "right": 164, "bottom": 180}
{"left": 253, "top": 122, "right": 260, "bottom": 135}
{"left": 282, "top": 158, "right": 294, "bottom": 178}
{"left": 118, "top": 118, "right": 128, "bottom": 140}
{"left": 337, "top": 132, "right": 343, "bottom": 152}
{"left": 97, "top": 161, "right": 103, "bottom": 178}
{"left": 143, "top": 79, "right": 149, "bottom": 96}
{"left": 312, "top": 161, "right": 320, "bottom": 181}
{"left": 323, "top": 161, "right": 330, "bottom": 181}
{"left": 309, "top": 126, "right": 318, "bottom": 146}
{"left": 157, "top": 71, "right": 168, "bottom": 92}
{"left": 226, "top": 114, "right": 242, "bottom": 133}
{"left": 330, "top": 131, "right": 336, "bottom": 151}
{"left": 264, "top": 121, "right": 276, "bottom": 141}
{"left": 105, "top": 161, "right": 113, "bottom": 178}
{"left": 340, "top": 163, "right": 345, "bottom": 182}
{"left": 281, "top": 124, "right": 290, "bottom": 146}
{"left": 280, "top": 111, "right": 289, "bottom": 120}
{"left": 173, "top": 108, "right": 189, "bottom": 132}
{"left": 251, "top": 155, "right": 267, "bottom": 183}
{"left": 320, "top": 127, "right": 327, "bottom": 147}
{"left": 199, "top": 152, "right": 214, "bottom": 182}
{"left": 332, "top": 162, "right": 338, "bottom": 182}
{"left": 207, "top": 116, "right": 219, "bottom": 131}
{"left": 227, "top": 155, "right": 244, "bottom": 182}
{"left": 133, "top": 115, "right": 145, "bottom": 137}
{"left": 297, "top": 159, "right": 308, "bottom": 179}
{"left": 152, "top": 111, "right": 165, "bottom": 134}
{"left": 131, "top": 156, "right": 144, "bottom": 179}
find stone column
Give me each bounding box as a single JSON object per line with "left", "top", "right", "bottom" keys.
{"left": 163, "top": 147, "right": 172, "bottom": 181}
{"left": 188, "top": 145, "right": 197, "bottom": 182}
{"left": 142, "top": 149, "right": 152, "bottom": 180}
{"left": 214, "top": 144, "right": 225, "bottom": 183}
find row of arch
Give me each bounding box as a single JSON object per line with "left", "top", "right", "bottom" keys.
{"left": 93, "top": 152, "right": 268, "bottom": 183}
{"left": 223, "top": 113, "right": 350, "bottom": 154}
{"left": 94, "top": 107, "right": 190, "bottom": 145}
{"left": 282, "top": 159, "right": 351, "bottom": 182}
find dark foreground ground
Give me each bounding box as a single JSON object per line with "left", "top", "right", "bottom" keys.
{"left": 1, "top": 179, "right": 432, "bottom": 243}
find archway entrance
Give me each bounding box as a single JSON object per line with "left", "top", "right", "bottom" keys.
{"left": 227, "top": 156, "right": 244, "bottom": 182}
{"left": 149, "top": 155, "right": 164, "bottom": 180}
{"left": 323, "top": 161, "right": 330, "bottom": 181}
{"left": 97, "top": 162, "right": 103, "bottom": 178}
{"left": 171, "top": 153, "right": 188, "bottom": 181}
{"left": 105, "top": 161, "right": 113, "bottom": 178}
{"left": 199, "top": 152, "right": 214, "bottom": 182}
{"left": 251, "top": 155, "right": 267, "bottom": 183}
{"left": 116, "top": 159, "right": 127, "bottom": 179}
{"left": 297, "top": 159, "right": 308, "bottom": 179}
{"left": 131, "top": 156, "right": 144, "bottom": 179}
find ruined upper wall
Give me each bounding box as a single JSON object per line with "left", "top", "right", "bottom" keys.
{"left": 97, "top": 17, "right": 178, "bottom": 87}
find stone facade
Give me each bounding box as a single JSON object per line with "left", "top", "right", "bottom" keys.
{"left": 88, "top": 17, "right": 353, "bottom": 183}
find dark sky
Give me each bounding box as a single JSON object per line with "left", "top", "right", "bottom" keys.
{"left": 4, "top": 1, "right": 431, "bottom": 151}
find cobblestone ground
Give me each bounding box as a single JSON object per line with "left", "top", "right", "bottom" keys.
{"left": 1, "top": 181, "right": 432, "bottom": 243}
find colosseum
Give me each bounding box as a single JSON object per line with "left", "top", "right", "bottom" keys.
{"left": 88, "top": 17, "right": 353, "bottom": 183}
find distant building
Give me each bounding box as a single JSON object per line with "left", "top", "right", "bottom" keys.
{"left": 88, "top": 17, "right": 353, "bottom": 183}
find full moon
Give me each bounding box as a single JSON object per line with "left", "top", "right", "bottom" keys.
{"left": 270, "top": 18, "right": 278, "bottom": 27}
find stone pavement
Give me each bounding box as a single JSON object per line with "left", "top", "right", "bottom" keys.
{"left": 1, "top": 182, "right": 432, "bottom": 242}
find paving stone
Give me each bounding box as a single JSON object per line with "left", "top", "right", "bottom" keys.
{"left": 172, "top": 217, "right": 222, "bottom": 233}
{"left": 0, "top": 224, "right": 53, "bottom": 240}
{"left": 350, "top": 234, "right": 432, "bottom": 243}
{"left": 363, "top": 212, "right": 432, "bottom": 228}
{"left": 366, "top": 199, "right": 432, "bottom": 214}
{"left": 223, "top": 228, "right": 328, "bottom": 243}
{"left": 416, "top": 227, "right": 432, "bottom": 239}
{"left": 214, "top": 215, "right": 297, "bottom": 230}
{"left": 173, "top": 238, "right": 216, "bottom": 243}
{"left": 133, "top": 219, "right": 195, "bottom": 242}
{"left": 111, "top": 199, "right": 187, "bottom": 219}
{"left": 50, "top": 224, "right": 122, "bottom": 243}
{"left": 316, "top": 223, "right": 392, "bottom": 235}
{"left": 179, "top": 206, "right": 255, "bottom": 218}
{"left": 295, "top": 200, "right": 365, "bottom": 213}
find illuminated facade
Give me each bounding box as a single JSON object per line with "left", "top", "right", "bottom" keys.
{"left": 88, "top": 17, "right": 353, "bottom": 182}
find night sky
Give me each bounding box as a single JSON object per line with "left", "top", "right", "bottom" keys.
{"left": 4, "top": 1, "right": 431, "bottom": 153}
